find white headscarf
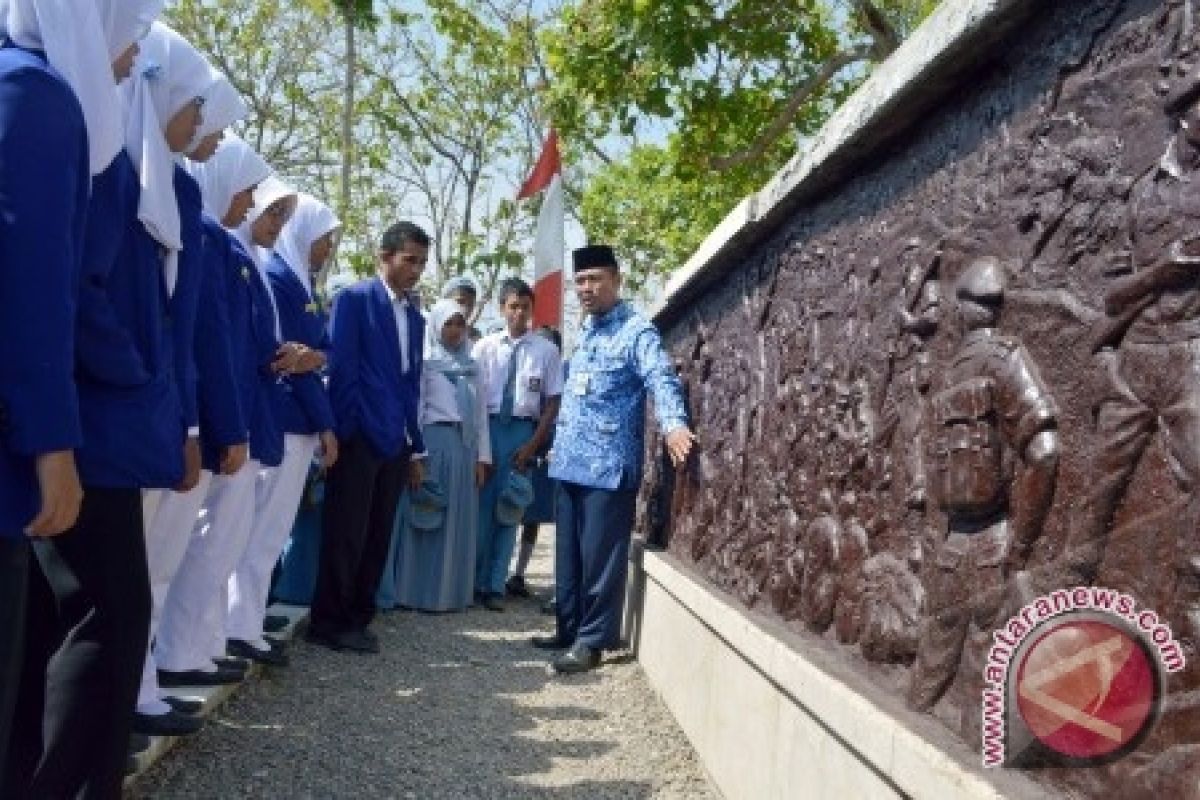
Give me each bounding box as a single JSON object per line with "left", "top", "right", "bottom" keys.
{"left": 275, "top": 193, "right": 340, "bottom": 296}
{"left": 236, "top": 176, "right": 296, "bottom": 340}
{"left": 123, "top": 22, "right": 217, "bottom": 295}
{"left": 0, "top": 0, "right": 163, "bottom": 175}
{"left": 184, "top": 132, "right": 270, "bottom": 223}
{"left": 187, "top": 76, "right": 246, "bottom": 155}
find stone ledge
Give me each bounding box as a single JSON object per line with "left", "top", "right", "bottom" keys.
{"left": 650, "top": 0, "right": 1039, "bottom": 325}
{"left": 123, "top": 603, "right": 309, "bottom": 787}
{"left": 633, "top": 550, "right": 1053, "bottom": 800}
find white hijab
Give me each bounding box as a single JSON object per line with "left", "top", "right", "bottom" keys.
{"left": 0, "top": 0, "right": 163, "bottom": 175}
{"left": 236, "top": 175, "right": 296, "bottom": 340}
{"left": 184, "top": 132, "right": 270, "bottom": 224}
{"left": 275, "top": 193, "right": 340, "bottom": 296}
{"left": 187, "top": 76, "right": 246, "bottom": 155}
{"left": 123, "top": 22, "right": 217, "bottom": 295}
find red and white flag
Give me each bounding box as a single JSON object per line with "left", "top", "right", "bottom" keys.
{"left": 518, "top": 129, "right": 564, "bottom": 329}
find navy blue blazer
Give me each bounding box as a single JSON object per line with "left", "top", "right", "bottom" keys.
{"left": 194, "top": 215, "right": 248, "bottom": 466}
{"left": 266, "top": 255, "right": 335, "bottom": 435}
{"left": 73, "top": 150, "right": 186, "bottom": 489}
{"left": 328, "top": 277, "right": 424, "bottom": 460}
{"left": 171, "top": 166, "right": 204, "bottom": 433}
{"left": 0, "top": 45, "right": 87, "bottom": 537}
{"left": 203, "top": 227, "right": 284, "bottom": 469}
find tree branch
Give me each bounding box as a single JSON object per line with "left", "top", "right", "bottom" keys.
{"left": 708, "top": 43, "right": 875, "bottom": 172}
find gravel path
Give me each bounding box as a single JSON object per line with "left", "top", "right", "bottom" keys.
{"left": 129, "top": 532, "right": 718, "bottom": 799}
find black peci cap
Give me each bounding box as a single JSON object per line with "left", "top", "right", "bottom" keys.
{"left": 572, "top": 244, "right": 619, "bottom": 273}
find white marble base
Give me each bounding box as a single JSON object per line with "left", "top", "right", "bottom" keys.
{"left": 628, "top": 550, "right": 1053, "bottom": 800}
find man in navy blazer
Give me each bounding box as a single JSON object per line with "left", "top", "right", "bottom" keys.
{"left": 308, "top": 221, "right": 428, "bottom": 653}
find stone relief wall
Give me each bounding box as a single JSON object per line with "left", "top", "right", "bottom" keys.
{"left": 643, "top": 0, "right": 1200, "bottom": 794}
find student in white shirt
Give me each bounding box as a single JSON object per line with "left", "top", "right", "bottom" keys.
{"left": 471, "top": 278, "right": 563, "bottom": 610}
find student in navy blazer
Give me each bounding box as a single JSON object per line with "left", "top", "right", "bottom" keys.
{"left": 309, "top": 221, "right": 429, "bottom": 653}
{"left": 144, "top": 134, "right": 267, "bottom": 705}
{"left": 155, "top": 163, "right": 294, "bottom": 684}
{"left": 0, "top": 27, "right": 93, "bottom": 782}
{"left": 4, "top": 6, "right": 192, "bottom": 797}
{"left": 136, "top": 67, "right": 253, "bottom": 737}
{"left": 225, "top": 193, "right": 342, "bottom": 663}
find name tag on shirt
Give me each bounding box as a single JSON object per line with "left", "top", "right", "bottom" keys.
{"left": 527, "top": 375, "right": 542, "bottom": 394}
{"left": 573, "top": 371, "right": 590, "bottom": 396}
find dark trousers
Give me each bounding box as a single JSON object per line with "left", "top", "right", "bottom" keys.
{"left": 311, "top": 435, "right": 408, "bottom": 635}
{"left": 0, "top": 538, "right": 29, "bottom": 773}
{"left": 3, "top": 487, "right": 150, "bottom": 800}
{"left": 554, "top": 481, "right": 637, "bottom": 650}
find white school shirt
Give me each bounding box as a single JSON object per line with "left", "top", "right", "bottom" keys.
{"left": 381, "top": 282, "right": 412, "bottom": 374}
{"left": 418, "top": 366, "right": 492, "bottom": 464}
{"left": 472, "top": 331, "right": 564, "bottom": 419}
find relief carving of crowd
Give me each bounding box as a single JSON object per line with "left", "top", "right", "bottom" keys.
{"left": 645, "top": 0, "right": 1200, "bottom": 789}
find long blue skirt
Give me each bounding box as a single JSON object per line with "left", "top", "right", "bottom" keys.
{"left": 377, "top": 424, "right": 478, "bottom": 612}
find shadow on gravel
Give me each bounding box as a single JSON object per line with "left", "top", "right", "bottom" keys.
{"left": 129, "top": 558, "right": 676, "bottom": 799}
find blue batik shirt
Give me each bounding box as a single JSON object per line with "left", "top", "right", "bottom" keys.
{"left": 549, "top": 300, "right": 688, "bottom": 490}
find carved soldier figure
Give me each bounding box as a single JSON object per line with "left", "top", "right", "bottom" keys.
{"left": 1065, "top": 80, "right": 1200, "bottom": 606}
{"left": 907, "top": 258, "right": 1060, "bottom": 724}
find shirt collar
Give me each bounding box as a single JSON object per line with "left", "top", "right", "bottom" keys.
{"left": 502, "top": 329, "right": 530, "bottom": 346}
{"left": 381, "top": 279, "right": 409, "bottom": 308}
{"left": 584, "top": 300, "right": 629, "bottom": 331}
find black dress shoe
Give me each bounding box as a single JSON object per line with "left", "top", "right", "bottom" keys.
{"left": 482, "top": 593, "right": 504, "bottom": 612}
{"left": 125, "top": 754, "right": 139, "bottom": 777}
{"left": 553, "top": 643, "right": 601, "bottom": 674}
{"left": 307, "top": 628, "right": 379, "bottom": 654}
{"left": 132, "top": 709, "right": 204, "bottom": 737}
{"left": 163, "top": 696, "right": 203, "bottom": 715}
{"left": 227, "top": 638, "right": 289, "bottom": 667}
{"left": 359, "top": 628, "right": 379, "bottom": 646}
{"left": 337, "top": 630, "right": 380, "bottom": 653}
{"left": 213, "top": 655, "right": 249, "bottom": 673}
{"left": 263, "top": 614, "right": 290, "bottom": 633}
{"left": 540, "top": 596, "right": 557, "bottom": 615}
{"left": 128, "top": 731, "right": 151, "bottom": 755}
{"left": 505, "top": 575, "right": 532, "bottom": 598}
{"left": 531, "top": 634, "right": 572, "bottom": 651}
{"left": 157, "top": 667, "right": 244, "bottom": 688}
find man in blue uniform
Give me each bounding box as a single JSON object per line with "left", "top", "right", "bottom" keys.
{"left": 536, "top": 245, "right": 695, "bottom": 673}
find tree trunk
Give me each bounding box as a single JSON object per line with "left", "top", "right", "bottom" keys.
{"left": 340, "top": 8, "right": 356, "bottom": 222}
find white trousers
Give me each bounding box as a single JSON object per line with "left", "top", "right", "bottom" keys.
{"left": 226, "top": 433, "right": 317, "bottom": 647}
{"left": 136, "top": 473, "right": 214, "bottom": 711}
{"left": 154, "top": 461, "right": 260, "bottom": 673}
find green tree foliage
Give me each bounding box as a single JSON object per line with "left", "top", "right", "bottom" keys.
{"left": 544, "top": 0, "right": 938, "bottom": 281}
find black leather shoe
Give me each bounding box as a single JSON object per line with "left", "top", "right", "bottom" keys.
{"left": 506, "top": 575, "right": 532, "bottom": 598}
{"left": 128, "top": 731, "right": 151, "bottom": 756}
{"left": 157, "top": 667, "right": 244, "bottom": 688}
{"left": 359, "top": 628, "right": 379, "bottom": 647}
{"left": 213, "top": 656, "right": 249, "bottom": 673}
{"left": 263, "top": 614, "right": 290, "bottom": 633}
{"left": 132, "top": 709, "right": 204, "bottom": 737}
{"left": 553, "top": 643, "right": 601, "bottom": 674}
{"left": 125, "top": 754, "right": 139, "bottom": 777}
{"left": 540, "top": 596, "right": 557, "bottom": 615}
{"left": 531, "top": 634, "right": 571, "bottom": 651}
{"left": 482, "top": 593, "right": 504, "bottom": 612}
{"left": 307, "top": 628, "right": 379, "bottom": 654}
{"left": 333, "top": 630, "right": 379, "bottom": 653}
{"left": 227, "top": 638, "right": 289, "bottom": 667}
{"left": 163, "top": 696, "right": 203, "bottom": 715}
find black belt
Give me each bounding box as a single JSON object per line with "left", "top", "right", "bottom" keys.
{"left": 429, "top": 421, "right": 462, "bottom": 428}
{"left": 489, "top": 413, "right": 537, "bottom": 422}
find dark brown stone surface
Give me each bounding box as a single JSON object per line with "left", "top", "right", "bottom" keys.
{"left": 642, "top": 1, "right": 1200, "bottom": 795}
